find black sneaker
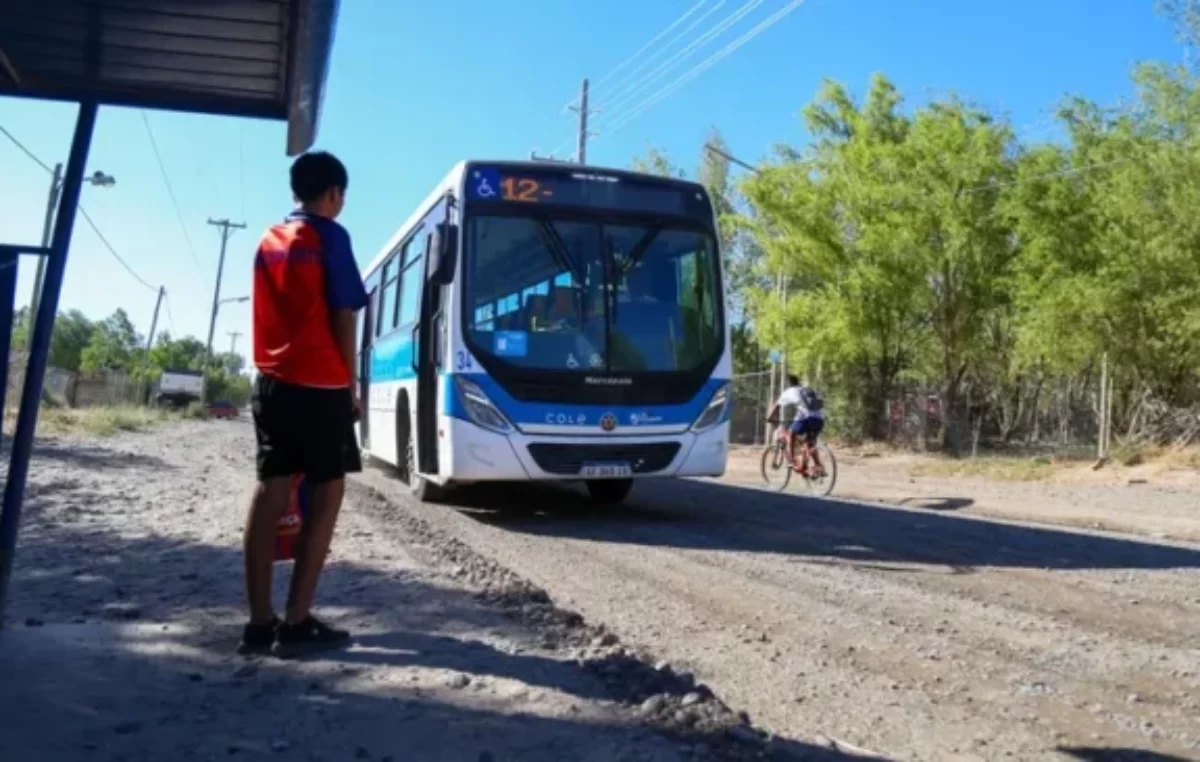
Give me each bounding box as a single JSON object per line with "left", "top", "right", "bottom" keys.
{"left": 271, "top": 616, "right": 352, "bottom": 659}
{"left": 237, "top": 616, "right": 280, "bottom": 655}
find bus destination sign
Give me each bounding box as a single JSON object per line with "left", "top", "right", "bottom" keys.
{"left": 465, "top": 165, "right": 702, "bottom": 217}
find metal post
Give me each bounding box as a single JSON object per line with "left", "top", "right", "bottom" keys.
{"left": 0, "top": 102, "right": 98, "bottom": 623}
{"left": 139, "top": 286, "right": 165, "bottom": 404}
{"left": 28, "top": 163, "right": 63, "bottom": 343}
{"left": 204, "top": 218, "right": 245, "bottom": 364}
{"left": 227, "top": 330, "right": 241, "bottom": 356}
{"left": 0, "top": 249, "right": 18, "bottom": 429}
{"left": 1098, "top": 352, "right": 1109, "bottom": 460}
{"left": 576, "top": 78, "right": 590, "bottom": 165}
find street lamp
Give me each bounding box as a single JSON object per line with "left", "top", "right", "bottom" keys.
{"left": 218, "top": 295, "right": 249, "bottom": 306}
{"left": 27, "top": 163, "right": 117, "bottom": 334}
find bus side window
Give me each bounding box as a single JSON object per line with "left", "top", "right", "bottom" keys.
{"left": 398, "top": 254, "right": 423, "bottom": 327}
{"left": 378, "top": 255, "right": 398, "bottom": 337}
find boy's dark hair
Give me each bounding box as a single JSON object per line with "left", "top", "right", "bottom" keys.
{"left": 290, "top": 151, "right": 348, "bottom": 203}
{"left": 787, "top": 374, "right": 801, "bottom": 387}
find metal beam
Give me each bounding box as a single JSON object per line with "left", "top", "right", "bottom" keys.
{"left": 0, "top": 43, "right": 20, "bottom": 86}
{"left": 0, "top": 245, "right": 51, "bottom": 259}
{"left": 0, "top": 100, "right": 98, "bottom": 624}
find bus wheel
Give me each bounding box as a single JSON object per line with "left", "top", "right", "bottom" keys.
{"left": 585, "top": 478, "right": 633, "bottom": 506}
{"left": 402, "top": 412, "right": 444, "bottom": 504}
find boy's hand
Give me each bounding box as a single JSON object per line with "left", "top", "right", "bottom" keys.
{"left": 351, "top": 389, "right": 363, "bottom": 421}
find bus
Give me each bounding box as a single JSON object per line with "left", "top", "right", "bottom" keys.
{"left": 355, "top": 160, "right": 731, "bottom": 504}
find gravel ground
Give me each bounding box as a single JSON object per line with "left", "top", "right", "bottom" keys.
{"left": 3, "top": 421, "right": 1199, "bottom": 761}
{"left": 355, "top": 454, "right": 1200, "bottom": 761}
{"left": 0, "top": 420, "right": 866, "bottom": 762}
{"left": 720, "top": 448, "right": 1200, "bottom": 544}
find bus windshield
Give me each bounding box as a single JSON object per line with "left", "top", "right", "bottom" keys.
{"left": 464, "top": 214, "right": 721, "bottom": 374}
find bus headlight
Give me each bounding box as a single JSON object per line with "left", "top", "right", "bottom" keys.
{"left": 454, "top": 376, "right": 514, "bottom": 434}
{"left": 691, "top": 383, "right": 730, "bottom": 432}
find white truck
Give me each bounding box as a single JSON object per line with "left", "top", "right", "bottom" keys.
{"left": 156, "top": 369, "right": 205, "bottom": 408}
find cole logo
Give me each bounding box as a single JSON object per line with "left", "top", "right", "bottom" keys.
{"left": 599, "top": 413, "right": 618, "bottom": 432}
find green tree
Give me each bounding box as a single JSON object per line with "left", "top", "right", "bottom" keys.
{"left": 13, "top": 308, "right": 96, "bottom": 372}
{"left": 148, "top": 333, "right": 207, "bottom": 372}
{"left": 80, "top": 308, "right": 142, "bottom": 373}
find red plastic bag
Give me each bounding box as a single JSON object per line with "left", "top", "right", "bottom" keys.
{"left": 274, "top": 475, "right": 309, "bottom": 562}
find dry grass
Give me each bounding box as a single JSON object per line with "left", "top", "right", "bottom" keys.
{"left": 909, "top": 455, "right": 1061, "bottom": 482}
{"left": 33, "top": 405, "right": 173, "bottom": 437}
{"left": 910, "top": 444, "right": 1200, "bottom": 482}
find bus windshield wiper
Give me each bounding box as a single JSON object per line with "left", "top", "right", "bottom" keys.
{"left": 535, "top": 217, "right": 585, "bottom": 288}
{"left": 608, "top": 223, "right": 662, "bottom": 324}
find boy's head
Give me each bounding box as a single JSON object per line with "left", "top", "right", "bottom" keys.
{"left": 290, "top": 151, "right": 348, "bottom": 219}
{"left": 787, "top": 374, "right": 801, "bottom": 387}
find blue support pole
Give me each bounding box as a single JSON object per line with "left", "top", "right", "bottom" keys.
{"left": 0, "top": 250, "right": 18, "bottom": 432}
{"left": 0, "top": 101, "right": 98, "bottom": 624}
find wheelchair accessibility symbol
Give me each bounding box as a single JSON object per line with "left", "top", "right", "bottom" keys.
{"left": 472, "top": 170, "right": 497, "bottom": 199}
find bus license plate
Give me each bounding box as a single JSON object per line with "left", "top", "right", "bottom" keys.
{"left": 579, "top": 462, "right": 632, "bottom": 479}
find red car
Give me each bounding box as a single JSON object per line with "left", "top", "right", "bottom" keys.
{"left": 206, "top": 400, "right": 239, "bottom": 420}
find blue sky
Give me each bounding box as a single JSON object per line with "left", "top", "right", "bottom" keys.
{"left": 0, "top": 0, "right": 1181, "bottom": 367}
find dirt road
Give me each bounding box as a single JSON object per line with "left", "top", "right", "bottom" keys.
{"left": 4, "top": 419, "right": 1199, "bottom": 761}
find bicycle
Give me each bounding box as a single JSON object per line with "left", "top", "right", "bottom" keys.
{"left": 760, "top": 418, "right": 838, "bottom": 496}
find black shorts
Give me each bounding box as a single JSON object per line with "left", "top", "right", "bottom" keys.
{"left": 788, "top": 417, "right": 825, "bottom": 446}
{"left": 252, "top": 374, "right": 362, "bottom": 484}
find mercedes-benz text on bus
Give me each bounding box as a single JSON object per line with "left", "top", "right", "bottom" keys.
{"left": 356, "top": 161, "right": 731, "bottom": 504}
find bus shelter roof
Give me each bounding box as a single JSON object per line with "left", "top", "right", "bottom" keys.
{"left": 0, "top": 0, "right": 340, "bottom": 154}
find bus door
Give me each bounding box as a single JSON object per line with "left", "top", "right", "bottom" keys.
{"left": 414, "top": 197, "right": 451, "bottom": 476}
{"left": 358, "top": 286, "right": 377, "bottom": 448}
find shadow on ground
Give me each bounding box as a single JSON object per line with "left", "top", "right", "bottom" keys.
{"left": 447, "top": 478, "right": 1200, "bottom": 573}
{"left": 3, "top": 481, "right": 861, "bottom": 761}
{"left": 1058, "top": 747, "right": 1197, "bottom": 761}
{"left": 29, "top": 439, "right": 176, "bottom": 471}
{"left": 895, "top": 496, "right": 975, "bottom": 512}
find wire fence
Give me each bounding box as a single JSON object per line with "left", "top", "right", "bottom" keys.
{"left": 6, "top": 351, "right": 141, "bottom": 410}
{"left": 730, "top": 370, "right": 774, "bottom": 446}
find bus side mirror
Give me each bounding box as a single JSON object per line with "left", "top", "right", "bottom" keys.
{"left": 428, "top": 223, "right": 458, "bottom": 285}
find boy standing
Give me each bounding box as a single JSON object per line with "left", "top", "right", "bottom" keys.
{"left": 238, "top": 151, "right": 367, "bottom": 658}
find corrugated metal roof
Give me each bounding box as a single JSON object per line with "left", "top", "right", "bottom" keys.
{"left": 0, "top": 0, "right": 339, "bottom": 154}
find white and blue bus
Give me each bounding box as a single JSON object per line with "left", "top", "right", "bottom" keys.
{"left": 355, "top": 160, "right": 731, "bottom": 504}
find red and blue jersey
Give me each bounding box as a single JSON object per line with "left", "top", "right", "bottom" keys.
{"left": 253, "top": 212, "right": 367, "bottom": 388}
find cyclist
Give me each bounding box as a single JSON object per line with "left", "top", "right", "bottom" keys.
{"left": 767, "top": 374, "right": 825, "bottom": 474}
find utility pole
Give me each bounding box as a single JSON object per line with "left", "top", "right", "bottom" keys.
{"left": 568, "top": 78, "right": 594, "bottom": 164}
{"left": 28, "top": 163, "right": 63, "bottom": 343}
{"left": 204, "top": 217, "right": 245, "bottom": 365}
{"left": 227, "top": 330, "right": 241, "bottom": 356}
{"left": 145, "top": 287, "right": 165, "bottom": 354}
{"left": 140, "top": 286, "right": 165, "bottom": 405}
{"left": 28, "top": 164, "right": 115, "bottom": 346}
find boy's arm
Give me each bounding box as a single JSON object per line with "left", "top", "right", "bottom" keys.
{"left": 323, "top": 224, "right": 369, "bottom": 409}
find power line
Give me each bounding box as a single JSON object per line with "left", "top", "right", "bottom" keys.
{"left": 162, "top": 293, "right": 177, "bottom": 335}
{"left": 0, "top": 123, "right": 53, "bottom": 173}
{"left": 545, "top": 0, "right": 730, "bottom": 159}
{"left": 77, "top": 207, "right": 158, "bottom": 292}
{"left": 2, "top": 121, "right": 159, "bottom": 293}
{"left": 604, "top": 0, "right": 807, "bottom": 137}
{"left": 959, "top": 158, "right": 1130, "bottom": 195}
{"left": 140, "top": 110, "right": 209, "bottom": 290}
{"left": 567, "top": 0, "right": 718, "bottom": 112}
{"left": 594, "top": 0, "right": 766, "bottom": 130}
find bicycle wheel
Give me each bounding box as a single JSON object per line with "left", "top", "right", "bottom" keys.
{"left": 760, "top": 441, "right": 793, "bottom": 492}
{"left": 801, "top": 443, "right": 837, "bottom": 497}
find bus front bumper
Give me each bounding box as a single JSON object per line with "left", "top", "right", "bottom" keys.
{"left": 442, "top": 417, "right": 729, "bottom": 484}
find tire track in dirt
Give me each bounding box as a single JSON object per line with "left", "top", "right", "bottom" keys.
{"left": 354, "top": 465, "right": 1200, "bottom": 761}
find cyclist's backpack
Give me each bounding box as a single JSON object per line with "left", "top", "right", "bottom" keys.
{"left": 800, "top": 386, "right": 824, "bottom": 411}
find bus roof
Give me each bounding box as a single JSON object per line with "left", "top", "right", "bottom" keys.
{"left": 362, "top": 161, "right": 466, "bottom": 278}
{"left": 359, "top": 159, "right": 711, "bottom": 278}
